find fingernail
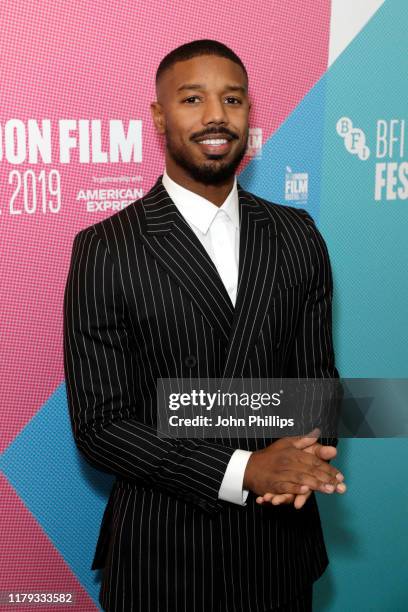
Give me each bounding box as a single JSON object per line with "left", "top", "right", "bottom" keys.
{"left": 336, "top": 473, "right": 344, "bottom": 481}
{"left": 337, "top": 483, "right": 347, "bottom": 493}
{"left": 325, "top": 484, "right": 335, "bottom": 492}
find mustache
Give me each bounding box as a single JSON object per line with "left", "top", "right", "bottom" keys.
{"left": 191, "top": 127, "right": 238, "bottom": 141}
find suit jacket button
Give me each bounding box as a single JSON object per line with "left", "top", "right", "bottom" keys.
{"left": 184, "top": 355, "right": 197, "bottom": 368}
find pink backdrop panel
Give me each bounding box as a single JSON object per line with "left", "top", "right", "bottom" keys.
{"left": 0, "top": 0, "right": 330, "bottom": 450}
{"left": 0, "top": 474, "right": 95, "bottom": 610}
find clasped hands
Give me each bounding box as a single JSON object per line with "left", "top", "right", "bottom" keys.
{"left": 243, "top": 428, "right": 346, "bottom": 510}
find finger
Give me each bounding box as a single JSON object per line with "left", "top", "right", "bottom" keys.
{"left": 306, "top": 444, "right": 337, "bottom": 461}
{"left": 271, "top": 494, "right": 295, "bottom": 505}
{"left": 291, "top": 428, "right": 321, "bottom": 450}
{"left": 317, "top": 445, "right": 337, "bottom": 458}
{"left": 256, "top": 493, "right": 278, "bottom": 504}
{"left": 273, "top": 482, "right": 310, "bottom": 495}
{"left": 257, "top": 493, "right": 277, "bottom": 503}
{"left": 258, "top": 493, "right": 294, "bottom": 504}
{"left": 277, "top": 469, "right": 338, "bottom": 493}
{"left": 336, "top": 483, "right": 347, "bottom": 494}
{"left": 294, "top": 451, "right": 344, "bottom": 481}
{"left": 294, "top": 491, "right": 312, "bottom": 509}
{"left": 257, "top": 493, "right": 295, "bottom": 506}
{"left": 276, "top": 428, "right": 321, "bottom": 450}
{"left": 307, "top": 448, "right": 343, "bottom": 481}
{"left": 307, "top": 467, "right": 344, "bottom": 488}
{"left": 316, "top": 449, "right": 345, "bottom": 482}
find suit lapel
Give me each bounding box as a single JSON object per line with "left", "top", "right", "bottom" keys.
{"left": 221, "top": 186, "right": 279, "bottom": 380}
{"left": 138, "top": 177, "right": 234, "bottom": 341}
{"left": 137, "top": 176, "right": 279, "bottom": 373}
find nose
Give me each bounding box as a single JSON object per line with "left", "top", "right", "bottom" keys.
{"left": 201, "top": 95, "right": 228, "bottom": 125}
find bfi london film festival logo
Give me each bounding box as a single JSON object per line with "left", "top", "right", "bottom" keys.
{"left": 246, "top": 128, "right": 262, "bottom": 158}
{"left": 285, "top": 167, "right": 308, "bottom": 203}
{"left": 336, "top": 116, "right": 407, "bottom": 201}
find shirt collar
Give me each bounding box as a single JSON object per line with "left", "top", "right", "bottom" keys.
{"left": 162, "top": 168, "right": 239, "bottom": 235}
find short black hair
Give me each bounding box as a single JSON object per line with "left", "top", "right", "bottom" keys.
{"left": 155, "top": 39, "right": 248, "bottom": 86}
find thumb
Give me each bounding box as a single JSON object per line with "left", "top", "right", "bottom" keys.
{"left": 292, "top": 428, "right": 321, "bottom": 450}
{"left": 314, "top": 444, "right": 337, "bottom": 459}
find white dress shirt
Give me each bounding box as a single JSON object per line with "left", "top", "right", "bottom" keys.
{"left": 162, "top": 169, "right": 252, "bottom": 506}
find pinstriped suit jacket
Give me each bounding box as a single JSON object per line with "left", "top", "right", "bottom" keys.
{"left": 63, "top": 175, "right": 339, "bottom": 612}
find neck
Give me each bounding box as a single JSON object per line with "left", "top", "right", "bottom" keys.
{"left": 165, "top": 158, "right": 235, "bottom": 207}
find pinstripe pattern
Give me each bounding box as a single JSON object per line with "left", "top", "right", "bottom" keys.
{"left": 264, "top": 581, "right": 312, "bottom": 611}
{"left": 63, "top": 175, "right": 339, "bottom": 612}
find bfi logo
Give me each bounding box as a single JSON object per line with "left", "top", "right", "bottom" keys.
{"left": 336, "top": 117, "right": 370, "bottom": 160}
{"left": 246, "top": 128, "right": 262, "bottom": 157}
{"left": 285, "top": 166, "right": 308, "bottom": 202}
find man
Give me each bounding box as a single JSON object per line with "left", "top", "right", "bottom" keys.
{"left": 63, "top": 39, "right": 345, "bottom": 612}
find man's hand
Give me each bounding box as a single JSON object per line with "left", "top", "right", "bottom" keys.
{"left": 243, "top": 428, "right": 345, "bottom": 501}
{"left": 255, "top": 433, "right": 346, "bottom": 509}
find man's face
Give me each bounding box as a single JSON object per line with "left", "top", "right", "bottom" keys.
{"left": 151, "top": 54, "right": 251, "bottom": 184}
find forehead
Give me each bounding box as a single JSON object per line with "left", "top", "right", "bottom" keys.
{"left": 157, "top": 55, "right": 248, "bottom": 95}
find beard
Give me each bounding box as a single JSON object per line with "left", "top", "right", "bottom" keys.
{"left": 165, "top": 128, "right": 249, "bottom": 185}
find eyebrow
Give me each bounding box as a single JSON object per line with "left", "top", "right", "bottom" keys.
{"left": 176, "top": 83, "right": 247, "bottom": 93}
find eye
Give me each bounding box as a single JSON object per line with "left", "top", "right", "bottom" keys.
{"left": 225, "top": 97, "right": 242, "bottom": 104}
{"left": 182, "top": 96, "right": 201, "bottom": 103}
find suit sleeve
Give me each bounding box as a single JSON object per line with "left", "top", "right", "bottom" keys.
{"left": 285, "top": 210, "right": 342, "bottom": 448}
{"left": 63, "top": 227, "right": 235, "bottom": 514}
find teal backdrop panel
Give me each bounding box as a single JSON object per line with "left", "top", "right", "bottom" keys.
{"left": 318, "top": 2, "right": 407, "bottom": 610}
{"left": 242, "top": 1, "right": 408, "bottom": 610}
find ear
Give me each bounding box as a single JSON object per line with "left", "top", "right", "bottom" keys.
{"left": 150, "top": 101, "right": 166, "bottom": 135}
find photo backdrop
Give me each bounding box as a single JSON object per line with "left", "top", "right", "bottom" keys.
{"left": 1, "top": 1, "right": 407, "bottom": 610}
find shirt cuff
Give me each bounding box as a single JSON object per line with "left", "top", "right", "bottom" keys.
{"left": 218, "top": 449, "right": 253, "bottom": 506}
